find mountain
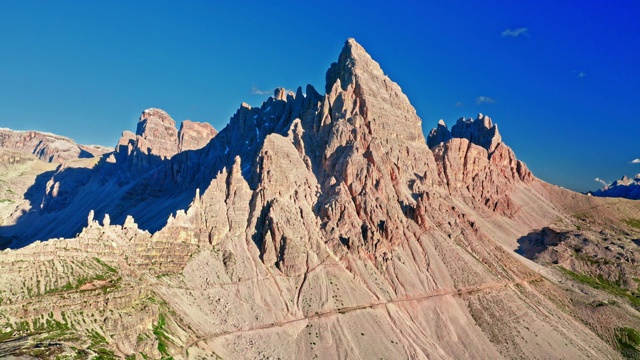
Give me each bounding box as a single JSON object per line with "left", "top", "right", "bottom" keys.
{"left": 590, "top": 174, "right": 640, "bottom": 200}
{"left": 1, "top": 38, "right": 640, "bottom": 359}
{"left": 0, "top": 128, "right": 110, "bottom": 163}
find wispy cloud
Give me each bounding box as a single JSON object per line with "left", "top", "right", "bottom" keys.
{"left": 455, "top": 101, "right": 464, "bottom": 107}
{"left": 594, "top": 177, "right": 610, "bottom": 187}
{"left": 476, "top": 96, "right": 496, "bottom": 105}
{"left": 631, "top": 158, "right": 640, "bottom": 164}
{"left": 577, "top": 71, "right": 586, "bottom": 78}
{"left": 501, "top": 28, "right": 529, "bottom": 38}
{"left": 251, "top": 86, "right": 271, "bottom": 95}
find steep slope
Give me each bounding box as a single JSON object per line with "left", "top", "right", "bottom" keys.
{"left": 1, "top": 38, "right": 639, "bottom": 359}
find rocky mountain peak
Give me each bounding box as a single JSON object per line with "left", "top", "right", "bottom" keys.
{"left": 133, "top": 108, "right": 179, "bottom": 159}
{"left": 592, "top": 174, "right": 640, "bottom": 200}
{"left": 1, "top": 38, "right": 636, "bottom": 360}
{"left": 325, "top": 38, "right": 384, "bottom": 93}
{"left": 428, "top": 113, "right": 502, "bottom": 153}
{"left": 177, "top": 120, "right": 217, "bottom": 152}
{"left": 136, "top": 108, "right": 176, "bottom": 136}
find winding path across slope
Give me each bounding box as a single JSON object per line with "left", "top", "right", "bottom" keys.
{"left": 179, "top": 274, "right": 542, "bottom": 358}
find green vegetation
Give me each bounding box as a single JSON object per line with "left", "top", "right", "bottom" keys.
{"left": 615, "top": 327, "right": 640, "bottom": 358}
{"left": 624, "top": 218, "right": 640, "bottom": 230}
{"left": 46, "top": 272, "right": 120, "bottom": 295}
{"left": 558, "top": 267, "right": 640, "bottom": 307}
{"left": 88, "top": 329, "right": 108, "bottom": 348}
{"left": 0, "top": 328, "right": 14, "bottom": 341}
{"left": 13, "top": 320, "right": 31, "bottom": 333}
{"left": 0, "top": 198, "right": 14, "bottom": 204}
{"left": 94, "top": 258, "right": 118, "bottom": 274}
{"left": 32, "top": 316, "right": 70, "bottom": 334}
{"left": 152, "top": 314, "right": 173, "bottom": 359}
{"left": 93, "top": 348, "right": 116, "bottom": 360}
{"left": 574, "top": 252, "right": 612, "bottom": 266}
{"left": 572, "top": 211, "right": 590, "bottom": 221}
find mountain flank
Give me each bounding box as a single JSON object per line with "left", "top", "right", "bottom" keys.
{"left": 1, "top": 38, "right": 640, "bottom": 359}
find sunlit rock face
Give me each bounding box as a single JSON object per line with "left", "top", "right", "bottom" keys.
{"left": 0, "top": 38, "right": 634, "bottom": 360}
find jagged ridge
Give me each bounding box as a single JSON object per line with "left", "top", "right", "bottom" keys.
{"left": 0, "top": 38, "right": 636, "bottom": 359}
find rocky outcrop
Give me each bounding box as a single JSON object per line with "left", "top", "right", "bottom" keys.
{"left": 0, "top": 128, "right": 110, "bottom": 163}
{"left": 591, "top": 174, "right": 640, "bottom": 200}
{"left": 135, "top": 108, "right": 180, "bottom": 158}
{"left": 427, "top": 114, "right": 501, "bottom": 152}
{"left": 308, "top": 38, "right": 441, "bottom": 258}
{"left": 178, "top": 120, "right": 217, "bottom": 152}
{"left": 427, "top": 114, "right": 532, "bottom": 216}
{"left": 112, "top": 109, "right": 217, "bottom": 175}
{"left": 0, "top": 38, "right": 634, "bottom": 360}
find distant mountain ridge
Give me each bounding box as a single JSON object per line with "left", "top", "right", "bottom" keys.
{"left": 0, "top": 128, "right": 111, "bottom": 163}
{"left": 590, "top": 174, "right": 640, "bottom": 200}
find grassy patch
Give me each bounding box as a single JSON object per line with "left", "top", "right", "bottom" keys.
{"left": 152, "top": 314, "right": 172, "bottom": 359}
{"left": 572, "top": 211, "right": 590, "bottom": 221}
{"left": 94, "top": 258, "right": 118, "bottom": 274}
{"left": 574, "top": 252, "right": 612, "bottom": 266}
{"left": 558, "top": 266, "right": 640, "bottom": 307}
{"left": 46, "top": 272, "right": 119, "bottom": 295}
{"left": 616, "top": 327, "right": 640, "bottom": 358}
{"left": 93, "top": 347, "right": 117, "bottom": 360}
{"left": 88, "top": 329, "right": 108, "bottom": 348}
{"left": 624, "top": 218, "right": 640, "bottom": 230}
{"left": 0, "top": 329, "right": 14, "bottom": 341}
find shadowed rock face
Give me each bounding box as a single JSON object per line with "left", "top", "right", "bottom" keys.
{"left": 0, "top": 38, "right": 638, "bottom": 359}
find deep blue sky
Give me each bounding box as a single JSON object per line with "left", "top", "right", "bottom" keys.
{"left": 1, "top": 1, "right": 639, "bottom": 192}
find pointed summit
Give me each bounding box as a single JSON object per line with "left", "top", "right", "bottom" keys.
{"left": 325, "top": 38, "right": 385, "bottom": 93}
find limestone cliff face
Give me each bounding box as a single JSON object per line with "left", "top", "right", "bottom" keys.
{"left": 113, "top": 108, "right": 218, "bottom": 174}
{"left": 178, "top": 120, "right": 217, "bottom": 152}
{"left": 427, "top": 115, "right": 532, "bottom": 216}
{"left": 0, "top": 38, "right": 632, "bottom": 360}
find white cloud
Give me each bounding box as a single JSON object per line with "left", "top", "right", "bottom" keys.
{"left": 577, "top": 71, "right": 586, "bottom": 78}
{"left": 631, "top": 158, "right": 640, "bottom": 164}
{"left": 594, "top": 177, "right": 610, "bottom": 187}
{"left": 501, "top": 28, "right": 529, "bottom": 38}
{"left": 251, "top": 86, "right": 271, "bottom": 95}
{"left": 455, "top": 101, "right": 464, "bottom": 107}
{"left": 476, "top": 96, "right": 496, "bottom": 105}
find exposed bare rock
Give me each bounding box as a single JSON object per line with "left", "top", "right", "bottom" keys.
{"left": 250, "top": 130, "right": 322, "bottom": 276}
{"left": 0, "top": 38, "right": 637, "bottom": 360}
{"left": 178, "top": 120, "right": 217, "bottom": 152}
{"left": 135, "top": 108, "right": 179, "bottom": 158}
{"left": 428, "top": 113, "right": 501, "bottom": 152}
{"left": 311, "top": 37, "right": 442, "bottom": 259}
{"left": 427, "top": 112, "right": 532, "bottom": 216}
{"left": 0, "top": 128, "right": 110, "bottom": 163}
{"left": 426, "top": 119, "right": 452, "bottom": 148}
